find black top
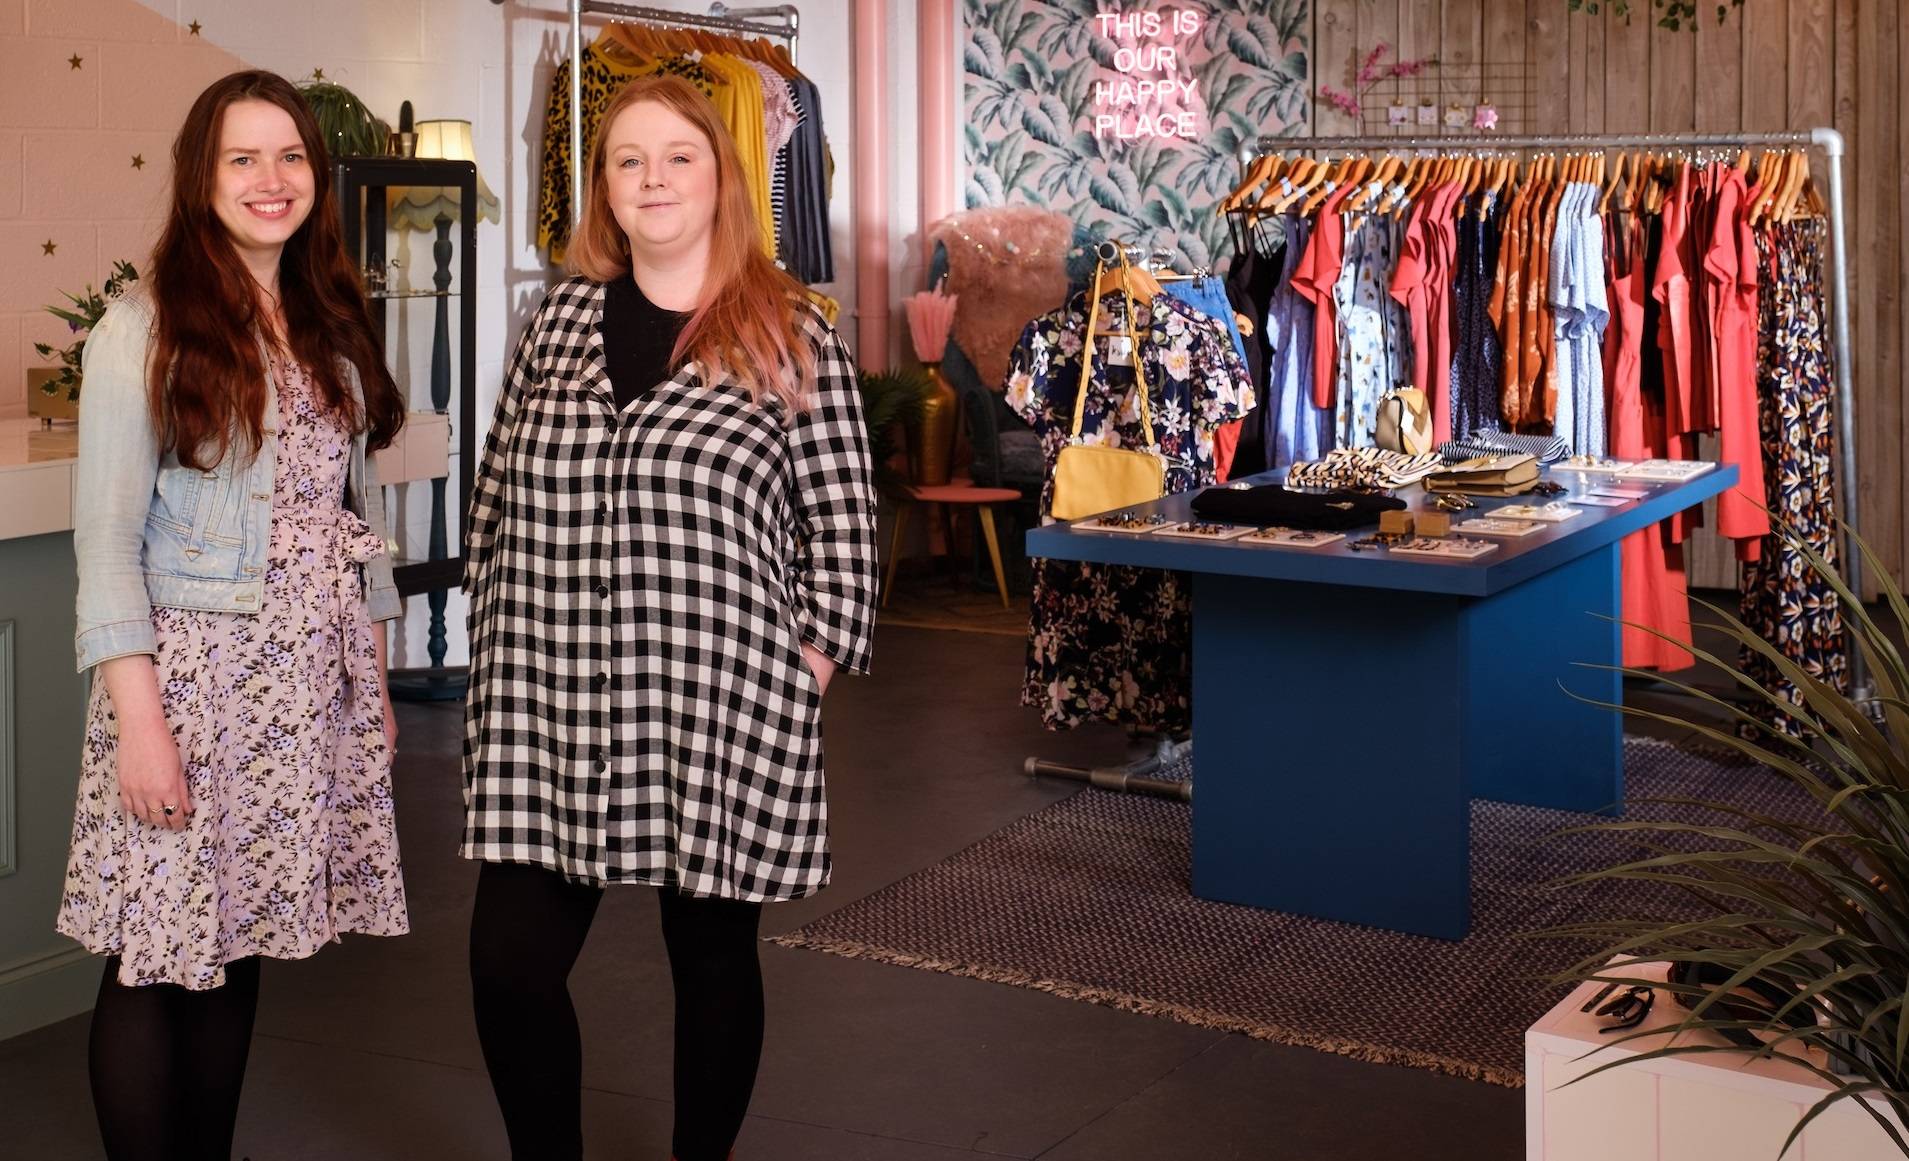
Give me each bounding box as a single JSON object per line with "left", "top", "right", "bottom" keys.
{"left": 603, "top": 273, "right": 690, "bottom": 410}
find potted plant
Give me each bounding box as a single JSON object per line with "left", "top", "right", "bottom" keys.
{"left": 29, "top": 260, "right": 139, "bottom": 422}
{"left": 1544, "top": 524, "right": 1909, "bottom": 1155}
{"left": 854, "top": 368, "right": 931, "bottom": 504}
{"left": 298, "top": 76, "right": 390, "bottom": 158}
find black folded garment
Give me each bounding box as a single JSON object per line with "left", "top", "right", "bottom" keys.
{"left": 1190, "top": 486, "right": 1407, "bottom": 530}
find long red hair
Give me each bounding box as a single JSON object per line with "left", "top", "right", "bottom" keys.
{"left": 148, "top": 70, "right": 403, "bottom": 469}
{"left": 567, "top": 75, "right": 814, "bottom": 413}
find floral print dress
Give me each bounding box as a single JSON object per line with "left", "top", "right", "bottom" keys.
{"left": 58, "top": 359, "right": 409, "bottom": 989}
{"left": 1332, "top": 203, "right": 1414, "bottom": 449}
{"left": 1005, "top": 290, "right": 1252, "bottom": 732}
{"left": 1739, "top": 218, "right": 1846, "bottom": 734}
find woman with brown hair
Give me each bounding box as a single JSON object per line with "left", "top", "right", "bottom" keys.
{"left": 462, "top": 75, "right": 877, "bottom": 1161}
{"left": 59, "top": 69, "right": 408, "bottom": 1160}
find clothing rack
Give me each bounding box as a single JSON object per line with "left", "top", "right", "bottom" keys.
{"left": 566, "top": 1, "right": 800, "bottom": 223}
{"left": 1238, "top": 129, "right": 1876, "bottom": 717}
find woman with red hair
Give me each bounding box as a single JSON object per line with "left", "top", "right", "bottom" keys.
{"left": 59, "top": 70, "right": 409, "bottom": 1159}
{"left": 461, "top": 75, "right": 877, "bottom": 1161}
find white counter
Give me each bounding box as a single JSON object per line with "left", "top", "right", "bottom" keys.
{"left": 0, "top": 419, "right": 79, "bottom": 541}
{"left": 0, "top": 414, "right": 450, "bottom": 543}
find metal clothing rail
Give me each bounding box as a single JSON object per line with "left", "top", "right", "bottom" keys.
{"left": 566, "top": 1, "right": 800, "bottom": 223}
{"left": 1239, "top": 128, "right": 1875, "bottom": 715}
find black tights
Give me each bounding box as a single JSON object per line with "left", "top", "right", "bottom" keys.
{"left": 88, "top": 956, "right": 261, "bottom": 1161}
{"left": 469, "top": 861, "right": 764, "bottom": 1161}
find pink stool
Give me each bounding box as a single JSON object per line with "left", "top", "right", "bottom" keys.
{"left": 882, "top": 482, "right": 1023, "bottom": 609}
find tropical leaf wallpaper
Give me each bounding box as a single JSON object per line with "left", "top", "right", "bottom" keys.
{"left": 963, "top": 0, "right": 1311, "bottom": 270}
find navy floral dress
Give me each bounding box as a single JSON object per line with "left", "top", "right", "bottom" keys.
{"left": 1739, "top": 218, "right": 1846, "bottom": 734}
{"left": 1005, "top": 291, "right": 1252, "bottom": 732}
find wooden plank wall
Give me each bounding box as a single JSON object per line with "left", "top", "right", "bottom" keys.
{"left": 1306, "top": 0, "right": 1906, "bottom": 595}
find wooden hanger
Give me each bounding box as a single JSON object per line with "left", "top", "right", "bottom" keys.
{"left": 1599, "top": 151, "right": 1624, "bottom": 213}
{"left": 1781, "top": 150, "right": 1812, "bottom": 220}
{"left": 1749, "top": 151, "right": 1780, "bottom": 223}
{"left": 1254, "top": 157, "right": 1302, "bottom": 212}
{"left": 600, "top": 22, "right": 650, "bottom": 60}
{"left": 1297, "top": 166, "right": 1337, "bottom": 217}
{"left": 1266, "top": 158, "right": 1315, "bottom": 213}
{"left": 1092, "top": 245, "right": 1162, "bottom": 308}
{"left": 1347, "top": 155, "right": 1399, "bottom": 212}
{"left": 1223, "top": 154, "right": 1280, "bottom": 213}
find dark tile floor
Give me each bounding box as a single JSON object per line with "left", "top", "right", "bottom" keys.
{"left": 0, "top": 606, "right": 1795, "bottom": 1161}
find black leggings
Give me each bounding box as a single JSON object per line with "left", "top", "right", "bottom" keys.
{"left": 469, "top": 861, "right": 764, "bottom": 1161}
{"left": 88, "top": 956, "right": 262, "bottom": 1161}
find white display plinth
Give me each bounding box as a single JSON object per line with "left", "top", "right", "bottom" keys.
{"left": 1527, "top": 961, "right": 1904, "bottom": 1160}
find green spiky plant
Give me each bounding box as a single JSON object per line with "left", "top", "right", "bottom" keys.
{"left": 32, "top": 260, "right": 139, "bottom": 403}
{"left": 1541, "top": 522, "right": 1909, "bottom": 1157}
{"left": 297, "top": 77, "right": 390, "bottom": 159}
{"left": 854, "top": 369, "right": 931, "bottom": 504}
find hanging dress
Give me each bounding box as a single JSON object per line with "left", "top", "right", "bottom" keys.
{"left": 1738, "top": 218, "right": 1847, "bottom": 734}
{"left": 1266, "top": 213, "right": 1330, "bottom": 469}
{"left": 1008, "top": 291, "right": 1251, "bottom": 732}
{"left": 1332, "top": 202, "right": 1412, "bottom": 449}
{"left": 1451, "top": 190, "right": 1506, "bottom": 439}
{"left": 1606, "top": 210, "right": 1694, "bottom": 672}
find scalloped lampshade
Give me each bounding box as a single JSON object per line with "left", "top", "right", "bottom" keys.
{"left": 388, "top": 118, "right": 499, "bottom": 229}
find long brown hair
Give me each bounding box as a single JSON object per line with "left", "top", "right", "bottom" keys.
{"left": 148, "top": 70, "right": 403, "bottom": 469}
{"left": 567, "top": 75, "right": 814, "bottom": 413}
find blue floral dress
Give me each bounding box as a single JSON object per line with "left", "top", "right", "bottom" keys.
{"left": 1331, "top": 204, "right": 1413, "bottom": 449}
{"left": 1005, "top": 290, "right": 1252, "bottom": 731}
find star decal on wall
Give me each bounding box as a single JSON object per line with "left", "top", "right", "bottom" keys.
{"left": 131, "top": 154, "right": 146, "bottom": 169}
{"left": 42, "top": 240, "right": 58, "bottom": 256}
{"left": 68, "top": 53, "right": 84, "bottom": 70}
{"left": 188, "top": 20, "right": 203, "bottom": 35}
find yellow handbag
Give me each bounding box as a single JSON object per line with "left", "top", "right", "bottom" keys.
{"left": 1049, "top": 255, "right": 1167, "bottom": 521}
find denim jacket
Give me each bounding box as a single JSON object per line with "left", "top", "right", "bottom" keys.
{"left": 73, "top": 287, "right": 400, "bottom": 672}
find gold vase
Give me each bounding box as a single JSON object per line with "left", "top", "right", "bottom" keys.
{"left": 914, "top": 362, "right": 958, "bottom": 486}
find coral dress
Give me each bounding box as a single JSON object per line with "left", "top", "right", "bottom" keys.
{"left": 57, "top": 359, "right": 408, "bottom": 989}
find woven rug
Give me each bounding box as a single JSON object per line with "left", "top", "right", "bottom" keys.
{"left": 770, "top": 739, "right": 1829, "bottom": 1087}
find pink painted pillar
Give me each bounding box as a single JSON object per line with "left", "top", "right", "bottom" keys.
{"left": 852, "top": 0, "right": 890, "bottom": 370}
{"left": 917, "top": 0, "right": 957, "bottom": 264}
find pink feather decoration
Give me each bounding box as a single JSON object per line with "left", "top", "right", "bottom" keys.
{"left": 904, "top": 280, "right": 959, "bottom": 364}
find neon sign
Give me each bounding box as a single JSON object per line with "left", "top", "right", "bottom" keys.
{"left": 1092, "top": 9, "right": 1203, "bottom": 141}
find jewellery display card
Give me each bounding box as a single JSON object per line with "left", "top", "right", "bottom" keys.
{"left": 1389, "top": 537, "right": 1500, "bottom": 560}
{"left": 1621, "top": 459, "right": 1716, "bottom": 482}
{"left": 1590, "top": 485, "right": 1652, "bottom": 499}
{"left": 1566, "top": 494, "right": 1628, "bottom": 508}
{"left": 1073, "top": 514, "right": 1172, "bottom": 535}
{"left": 1150, "top": 521, "right": 1255, "bottom": 542}
{"left": 1453, "top": 517, "right": 1545, "bottom": 538}
{"left": 1555, "top": 457, "right": 1635, "bottom": 475}
{"left": 1494, "top": 502, "right": 1582, "bottom": 523}
{"left": 1238, "top": 528, "right": 1347, "bottom": 549}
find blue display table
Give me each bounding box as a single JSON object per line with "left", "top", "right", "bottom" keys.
{"left": 1025, "top": 464, "right": 1738, "bottom": 939}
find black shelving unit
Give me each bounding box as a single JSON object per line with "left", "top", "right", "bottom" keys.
{"left": 334, "top": 156, "right": 478, "bottom": 700}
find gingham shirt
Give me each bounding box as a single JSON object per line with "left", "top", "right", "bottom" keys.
{"left": 460, "top": 277, "right": 877, "bottom": 899}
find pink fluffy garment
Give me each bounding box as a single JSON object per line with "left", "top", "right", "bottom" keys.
{"left": 929, "top": 206, "right": 1076, "bottom": 388}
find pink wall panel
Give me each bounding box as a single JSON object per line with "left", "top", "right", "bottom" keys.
{"left": 25, "top": 0, "right": 178, "bottom": 43}
{"left": 0, "top": 314, "right": 20, "bottom": 412}
{"left": 21, "top": 130, "right": 170, "bottom": 220}
{"left": 0, "top": 0, "right": 244, "bottom": 418}
{"left": 99, "top": 41, "right": 241, "bottom": 131}
{"left": 1, "top": 223, "right": 97, "bottom": 314}
{"left": 0, "top": 38, "right": 103, "bottom": 130}
{"left": 0, "top": 131, "right": 21, "bottom": 219}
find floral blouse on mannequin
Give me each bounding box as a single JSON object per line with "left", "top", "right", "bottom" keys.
{"left": 1005, "top": 290, "right": 1252, "bottom": 732}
